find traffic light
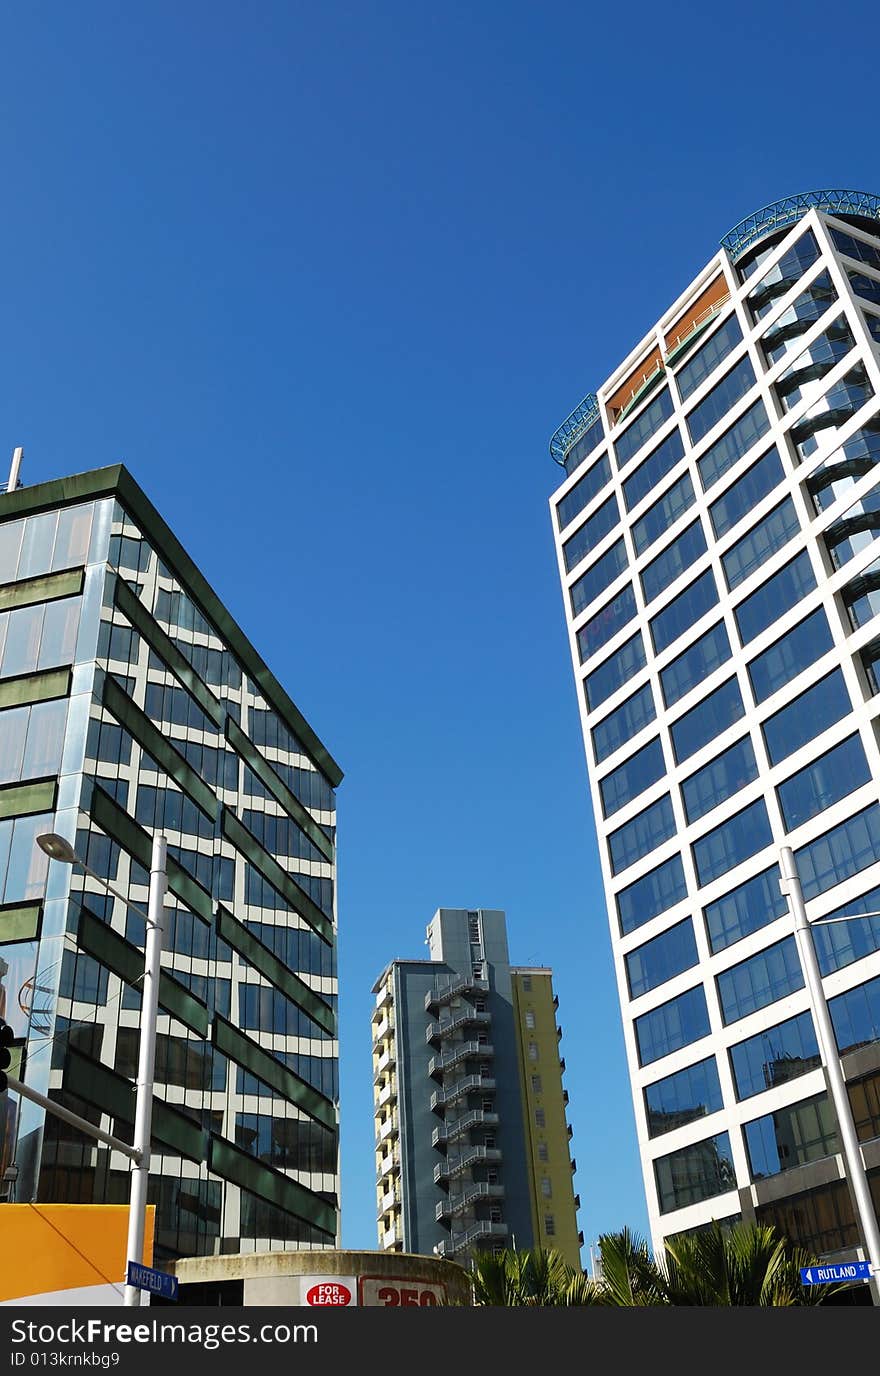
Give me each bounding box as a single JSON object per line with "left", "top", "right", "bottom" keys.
{"left": 0, "top": 1017, "right": 14, "bottom": 1095}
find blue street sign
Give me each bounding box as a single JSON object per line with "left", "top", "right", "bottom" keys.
{"left": 800, "top": 1261, "right": 873, "bottom": 1285}
{"left": 126, "top": 1260, "right": 179, "bottom": 1301}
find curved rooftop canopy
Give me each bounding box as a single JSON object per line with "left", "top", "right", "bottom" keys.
{"left": 549, "top": 188, "right": 880, "bottom": 467}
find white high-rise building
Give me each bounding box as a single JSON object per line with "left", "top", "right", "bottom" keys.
{"left": 549, "top": 191, "right": 880, "bottom": 1266}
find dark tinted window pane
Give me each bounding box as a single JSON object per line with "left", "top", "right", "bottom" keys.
{"left": 626, "top": 919, "right": 698, "bottom": 999}
{"left": 577, "top": 584, "right": 637, "bottom": 664}
{"left": 556, "top": 453, "right": 611, "bottom": 531}
{"left": 734, "top": 550, "right": 816, "bottom": 645}
{"left": 709, "top": 448, "right": 784, "bottom": 539}
{"left": 641, "top": 521, "right": 707, "bottom": 605}
{"left": 609, "top": 794, "right": 676, "bottom": 875}
{"left": 635, "top": 984, "right": 710, "bottom": 1067}
{"left": 600, "top": 737, "right": 666, "bottom": 818}
{"left": 717, "top": 936, "right": 804, "bottom": 1025}
{"left": 632, "top": 472, "right": 695, "bottom": 555}
{"left": 584, "top": 632, "right": 646, "bottom": 712}
{"left": 650, "top": 569, "right": 718, "bottom": 655}
{"left": 729, "top": 1009, "right": 820, "bottom": 1100}
{"left": 622, "top": 426, "right": 686, "bottom": 513}
{"left": 775, "top": 318, "right": 855, "bottom": 413}
{"left": 562, "top": 492, "right": 620, "bottom": 573}
{"left": 644, "top": 1057, "right": 723, "bottom": 1138}
{"left": 697, "top": 399, "right": 770, "bottom": 492}
{"left": 745, "top": 229, "right": 820, "bottom": 319}
{"left": 747, "top": 607, "right": 833, "bottom": 704}
{"left": 570, "top": 538, "right": 628, "bottom": 619}
{"left": 829, "top": 975, "right": 880, "bottom": 1057}
{"left": 671, "top": 677, "right": 744, "bottom": 764}
{"left": 687, "top": 356, "right": 756, "bottom": 447}
{"left": 744, "top": 1093, "right": 838, "bottom": 1180}
{"left": 676, "top": 314, "right": 744, "bottom": 403}
{"left": 660, "top": 622, "right": 731, "bottom": 710}
{"left": 563, "top": 415, "right": 606, "bottom": 478}
{"left": 791, "top": 366, "right": 875, "bottom": 461}
{"left": 615, "top": 388, "right": 675, "bottom": 470}
{"left": 794, "top": 803, "right": 880, "bottom": 902}
{"left": 762, "top": 669, "right": 851, "bottom": 766}
{"left": 703, "top": 864, "right": 787, "bottom": 954}
{"left": 760, "top": 270, "right": 838, "bottom": 366}
{"left": 722, "top": 498, "right": 800, "bottom": 592}
{"left": 616, "top": 853, "right": 687, "bottom": 936}
{"left": 829, "top": 226, "right": 880, "bottom": 271}
{"left": 693, "top": 798, "right": 773, "bottom": 887}
{"left": 813, "top": 885, "right": 880, "bottom": 976}
{"left": 682, "top": 736, "right": 758, "bottom": 825}
{"left": 823, "top": 479, "right": 880, "bottom": 571}
{"left": 777, "top": 733, "right": 870, "bottom": 832}
{"left": 655, "top": 1132, "right": 735, "bottom": 1214}
{"left": 805, "top": 421, "right": 880, "bottom": 514}
{"left": 592, "top": 683, "right": 656, "bottom": 764}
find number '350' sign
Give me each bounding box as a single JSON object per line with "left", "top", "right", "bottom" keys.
{"left": 358, "top": 1276, "right": 446, "bottom": 1307}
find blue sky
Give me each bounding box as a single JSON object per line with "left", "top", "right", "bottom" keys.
{"left": 2, "top": 1, "right": 878, "bottom": 1256}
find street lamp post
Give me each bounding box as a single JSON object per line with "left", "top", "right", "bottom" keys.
{"left": 779, "top": 845, "right": 880, "bottom": 1306}
{"left": 36, "top": 830, "right": 167, "bottom": 1308}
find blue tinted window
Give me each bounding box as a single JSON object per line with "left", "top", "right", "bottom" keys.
{"left": 622, "top": 427, "right": 685, "bottom": 512}
{"left": 641, "top": 521, "right": 707, "bottom": 605}
{"left": 676, "top": 314, "right": 744, "bottom": 403}
{"left": 584, "top": 631, "right": 646, "bottom": 711}
{"left": 693, "top": 798, "right": 773, "bottom": 887}
{"left": 734, "top": 550, "right": 816, "bottom": 645}
{"left": 660, "top": 621, "right": 731, "bottom": 710}
{"left": 709, "top": 448, "right": 784, "bottom": 539}
{"left": 650, "top": 568, "right": 718, "bottom": 655}
{"left": 632, "top": 472, "right": 695, "bottom": 556}
{"left": 615, "top": 387, "right": 675, "bottom": 469}
{"left": 729, "top": 1009, "right": 820, "bottom": 1100}
{"left": 703, "top": 864, "right": 787, "bottom": 954}
{"left": 609, "top": 794, "right": 676, "bottom": 876}
{"left": 592, "top": 682, "right": 656, "bottom": 765}
{"left": 563, "top": 415, "right": 606, "bottom": 478}
{"left": 635, "top": 984, "right": 710, "bottom": 1067}
{"left": 791, "top": 366, "right": 875, "bottom": 460}
{"left": 829, "top": 226, "right": 880, "bottom": 272}
{"left": 747, "top": 607, "right": 833, "bottom": 705}
{"left": 862, "top": 635, "right": 880, "bottom": 695}
{"left": 777, "top": 733, "right": 870, "bottom": 832}
{"left": 687, "top": 356, "right": 756, "bottom": 447}
{"left": 745, "top": 229, "right": 820, "bottom": 317}
{"left": 671, "top": 676, "right": 744, "bottom": 764}
{"left": 806, "top": 422, "right": 880, "bottom": 514}
{"left": 616, "top": 853, "right": 687, "bottom": 937}
{"left": 562, "top": 492, "right": 619, "bottom": 573}
{"left": 775, "top": 319, "right": 854, "bottom": 413}
{"left": 570, "top": 538, "right": 628, "bottom": 619}
{"left": 744, "top": 1093, "right": 838, "bottom": 1180}
{"left": 722, "top": 498, "right": 800, "bottom": 592}
{"left": 697, "top": 399, "right": 770, "bottom": 492}
{"left": 655, "top": 1132, "right": 735, "bottom": 1214}
{"left": 843, "top": 553, "right": 880, "bottom": 631}
{"left": 717, "top": 936, "right": 803, "bottom": 1025}
{"left": 824, "top": 480, "right": 880, "bottom": 571}
{"left": 865, "top": 312, "right": 880, "bottom": 344}
{"left": 762, "top": 669, "right": 851, "bottom": 766}
{"left": 626, "top": 918, "right": 698, "bottom": 999}
{"left": 813, "top": 885, "right": 880, "bottom": 977}
{"left": 577, "top": 584, "right": 637, "bottom": 664}
{"left": 830, "top": 975, "right": 880, "bottom": 1057}
{"left": 644, "top": 1057, "right": 723, "bottom": 1138}
{"left": 682, "top": 736, "right": 758, "bottom": 825}
{"left": 556, "top": 453, "right": 611, "bottom": 531}
{"left": 795, "top": 802, "right": 880, "bottom": 902}
{"left": 847, "top": 268, "right": 880, "bottom": 308}
{"left": 600, "top": 737, "right": 666, "bottom": 818}
{"left": 760, "top": 270, "right": 838, "bottom": 366}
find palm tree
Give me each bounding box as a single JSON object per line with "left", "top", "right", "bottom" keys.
{"left": 468, "top": 1246, "right": 598, "bottom": 1306}
{"left": 595, "top": 1221, "right": 848, "bottom": 1306}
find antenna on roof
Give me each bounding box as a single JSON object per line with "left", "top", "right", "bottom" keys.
{"left": 6, "top": 447, "right": 23, "bottom": 493}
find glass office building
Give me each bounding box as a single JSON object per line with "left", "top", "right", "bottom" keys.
{"left": 549, "top": 191, "right": 880, "bottom": 1262}
{"left": 0, "top": 464, "right": 341, "bottom": 1260}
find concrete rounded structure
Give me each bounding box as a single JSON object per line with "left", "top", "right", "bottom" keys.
{"left": 167, "top": 1249, "right": 473, "bottom": 1308}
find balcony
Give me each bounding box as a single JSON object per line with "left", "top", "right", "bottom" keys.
{"left": 425, "top": 974, "right": 489, "bottom": 1013}
{"left": 562, "top": 1089, "right": 569, "bottom": 1106}
{"left": 430, "top": 1074, "right": 496, "bottom": 1114}
{"left": 435, "top": 1182, "right": 505, "bottom": 1221}
{"left": 372, "top": 1047, "right": 395, "bottom": 1083}
{"left": 372, "top": 1013, "right": 394, "bottom": 1046}
{"left": 559, "top": 1057, "right": 566, "bottom": 1073}
{"left": 570, "top": 1157, "right": 577, "bottom": 1174}
{"left": 375, "top": 1116, "right": 397, "bottom": 1146}
{"left": 574, "top": 1194, "right": 581, "bottom": 1210}
{"left": 436, "top": 1220, "right": 508, "bottom": 1258}
{"left": 434, "top": 1146, "right": 503, "bottom": 1185}
{"left": 426, "top": 1008, "right": 491, "bottom": 1045}
{"left": 376, "top": 1148, "right": 400, "bottom": 1181}
{"left": 372, "top": 984, "right": 393, "bottom": 1018}
{"left": 379, "top": 1222, "right": 403, "bottom": 1251}
{"left": 556, "top": 1024, "right": 562, "bottom": 1041}
{"left": 428, "top": 1040, "right": 494, "bottom": 1079}
{"left": 567, "top": 1123, "right": 573, "bottom": 1139}
{"left": 377, "top": 1185, "right": 401, "bottom": 1217}
{"left": 376, "top": 1080, "right": 396, "bottom": 1110}
{"left": 432, "top": 1110, "right": 499, "bottom": 1150}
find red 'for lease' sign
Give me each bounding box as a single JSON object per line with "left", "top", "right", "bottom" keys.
{"left": 306, "top": 1282, "right": 353, "bottom": 1306}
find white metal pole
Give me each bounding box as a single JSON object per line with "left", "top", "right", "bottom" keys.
{"left": 7, "top": 447, "right": 23, "bottom": 492}
{"left": 779, "top": 846, "right": 880, "bottom": 1305}
{"left": 122, "top": 834, "right": 167, "bottom": 1307}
